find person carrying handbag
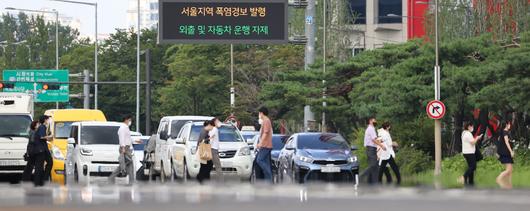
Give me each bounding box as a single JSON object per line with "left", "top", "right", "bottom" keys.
{"left": 196, "top": 121, "right": 214, "bottom": 183}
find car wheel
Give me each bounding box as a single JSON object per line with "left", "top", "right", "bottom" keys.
{"left": 74, "top": 165, "right": 79, "bottom": 184}
{"left": 250, "top": 165, "right": 256, "bottom": 184}
{"left": 160, "top": 162, "right": 166, "bottom": 183}
{"left": 291, "top": 164, "right": 301, "bottom": 184}
{"left": 170, "top": 161, "right": 176, "bottom": 182}
{"left": 63, "top": 164, "right": 67, "bottom": 185}
{"left": 278, "top": 165, "right": 285, "bottom": 184}
{"left": 182, "top": 160, "right": 189, "bottom": 182}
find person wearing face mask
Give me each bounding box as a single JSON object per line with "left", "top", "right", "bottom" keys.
{"left": 43, "top": 117, "right": 54, "bottom": 182}
{"left": 255, "top": 107, "right": 273, "bottom": 183}
{"left": 208, "top": 118, "right": 223, "bottom": 182}
{"left": 32, "top": 115, "right": 51, "bottom": 186}
{"left": 109, "top": 115, "right": 135, "bottom": 185}
{"left": 360, "top": 117, "right": 380, "bottom": 185}
{"left": 460, "top": 122, "right": 483, "bottom": 186}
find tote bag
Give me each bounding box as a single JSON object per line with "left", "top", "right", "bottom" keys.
{"left": 198, "top": 140, "right": 213, "bottom": 161}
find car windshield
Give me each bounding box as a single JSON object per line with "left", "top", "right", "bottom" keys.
{"left": 189, "top": 125, "right": 204, "bottom": 142}
{"left": 132, "top": 137, "right": 149, "bottom": 151}
{"left": 0, "top": 115, "right": 31, "bottom": 137}
{"left": 219, "top": 126, "right": 244, "bottom": 142}
{"left": 243, "top": 134, "right": 255, "bottom": 140}
{"left": 272, "top": 136, "right": 287, "bottom": 150}
{"left": 54, "top": 122, "right": 74, "bottom": 139}
{"left": 81, "top": 125, "right": 120, "bottom": 145}
{"left": 171, "top": 119, "right": 207, "bottom": 137}
{"left": 297, "top": 134, "right": 349, "bottom": 150}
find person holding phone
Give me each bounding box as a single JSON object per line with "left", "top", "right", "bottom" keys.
{"left": 461, "top": 122, "right": 483, "bottom": 186}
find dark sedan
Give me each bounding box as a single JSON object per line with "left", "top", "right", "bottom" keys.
{"left": 278, "top": 133, "right": 359, "bottom": 184}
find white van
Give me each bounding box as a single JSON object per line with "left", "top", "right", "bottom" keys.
{"left": 0, "top": 93, "right": 33, "bottom": 178}
{"left": 66, "top": 121, "right": 130, "bottom": 184}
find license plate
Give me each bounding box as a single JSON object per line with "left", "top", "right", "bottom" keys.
{"left": 99, "top": 166, "right": 116, "bottom": 172}
{"left": 221, "top": 161, "right": 233, "bottom": 167}
{"left": 0, "top": 160, "right": 22, "bottom": 166}
{"left": 321, "top": 166, "right": 340, "bottom": 173}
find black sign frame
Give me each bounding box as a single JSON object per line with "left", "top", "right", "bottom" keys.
{"left": 158, "top": 0, "right": 288, "bottom": 44}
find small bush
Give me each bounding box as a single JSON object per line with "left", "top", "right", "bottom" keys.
{"left": 395, "top": 147, "right": 433, "bottom": 175}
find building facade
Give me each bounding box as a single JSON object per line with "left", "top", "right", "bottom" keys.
{"left": 346, "top": 0, "right": 428, "bottom": 50}
{"left": 126, "top": 0, "right": 159, "bottom": 30}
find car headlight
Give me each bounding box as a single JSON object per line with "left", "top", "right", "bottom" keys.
{"left": 51, "top": 145, "right": 65, "bottom": 160}
{"left": 80, "top": 147, "right": 93, "bottom": 156}
{"left": 238, "top": 146, "right": 251, "bottom": 156}
{"left": 298, "top": 155, "right": 313, "bottom": 163}
{"left": 348, "top": 155, "right": 358, "bottom": 163}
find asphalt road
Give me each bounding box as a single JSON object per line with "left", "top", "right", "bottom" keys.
{"left": 0, "top": 181, "right": 529, "bottom": 211}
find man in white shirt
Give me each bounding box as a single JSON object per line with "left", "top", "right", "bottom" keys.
{"left": 209, "top": 118, "right": 223, "bottom": 181}
{"left": 109, "top": 115, "right": 135, "bottom": 185}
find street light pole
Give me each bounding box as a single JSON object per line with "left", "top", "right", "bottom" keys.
{"left": 50, "top": 0, "right": 98, "bottom": 109}
{"left": 433, "top": 0, "right": 442, "bottom": 176}
{"left": 136, "top": 0, "right": 141, "bottom": 132}
{"left": 321, "top": 0, "right": 326, "bottom": 132}
{"left": 95, "top": 3, "right": 98, "bottom": 109}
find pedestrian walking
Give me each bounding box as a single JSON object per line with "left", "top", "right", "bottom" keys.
{"left": 43, "top": 117, "right": 53, "bottom": 182}
{"left": 460, "top": 122, "right": 483, "bottom": 186}
{"left": 375, "top": 122, "right": 401, "bottom": 185}
{"left": 32, "top": 115, "right": 51, "bottom": 186}
{"left": 255, "top": 107, "right": 273, "bottom": 183}
{"left": 21, "top": 120, "right": 39, "bottom": 182}
{"left": 360, "top": 117, "right": 379, "bottom": 184}
{"left": 209, "top": 118, "right": 223, "bottom": 182}
{"left": 196, "top": 121, "right": 213, "bottom": 183}
{"left": 496, "top": 121, "right": 514, "bottom": 189}
{"left": 109, "top": 115, "right": 135, "bottom": 185}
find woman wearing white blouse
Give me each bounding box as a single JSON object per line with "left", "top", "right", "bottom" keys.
{"left": 461, "top": 122, "right": 483, "bottom": 186}
{"left": 375, "top": 122, "right": 401, "bottom": 185}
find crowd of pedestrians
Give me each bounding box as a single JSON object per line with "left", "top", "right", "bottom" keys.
{"left": 360, "top": 117, "right": 401, "bottom": 186}
{"left": 195, "top": 106, "right": 274, "bottom": 184}
{"left": 20, "top": 108, "right": 517, "bottom": 189}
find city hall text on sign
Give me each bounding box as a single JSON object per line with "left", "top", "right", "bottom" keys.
{"left": 158, "top": 0, "right": 288, "bottom": 44}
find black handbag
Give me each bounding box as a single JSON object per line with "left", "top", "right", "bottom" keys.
{"left": 475, "top": 146, "right": 484, "bottom": 161}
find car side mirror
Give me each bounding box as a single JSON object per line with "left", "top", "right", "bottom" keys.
{"left": 351, "top": 145, "right": 358, "bottom": 151}
{"left": 160, "top": 133, "right": 167, "bottom": 140}
{"left": 67, "top": 138, "right": 75, "bottom": 145}
{"left": 285, "top": 146, "right": 295, "bottom": 150}
{"left": 175, "top": 137, "right": 185, "bottom": 144}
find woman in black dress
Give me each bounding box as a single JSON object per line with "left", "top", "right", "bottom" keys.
{"left": 496, "top": 121, "right": 514, "bottom": 189}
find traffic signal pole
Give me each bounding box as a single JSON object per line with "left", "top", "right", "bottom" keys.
{"left": 304, "top": 0, "right": 316, "bottom": 132}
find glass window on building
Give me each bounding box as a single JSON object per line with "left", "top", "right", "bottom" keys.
{"left": 348, "top": 0, "right": 366, "bottom": 24}
{"left": 150, "top": 14, "right": 159, "bottom": 21}
{"left": 378, "top": 0, "right": 402, "bottom": 23}
{"left": 150, "top": 2, "right": 158, "bottom": 10}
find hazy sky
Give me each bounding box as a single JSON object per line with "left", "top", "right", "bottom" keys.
{"left": 1, "top": 0, "right": 129, "bottom": 37}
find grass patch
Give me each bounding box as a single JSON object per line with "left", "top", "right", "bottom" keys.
{"left": 405, "top": 155, "right": 530, "bottom": 189}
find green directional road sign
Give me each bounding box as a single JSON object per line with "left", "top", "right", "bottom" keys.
{"left": 2, "top": 69, "right": 69, "bottom": 102}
